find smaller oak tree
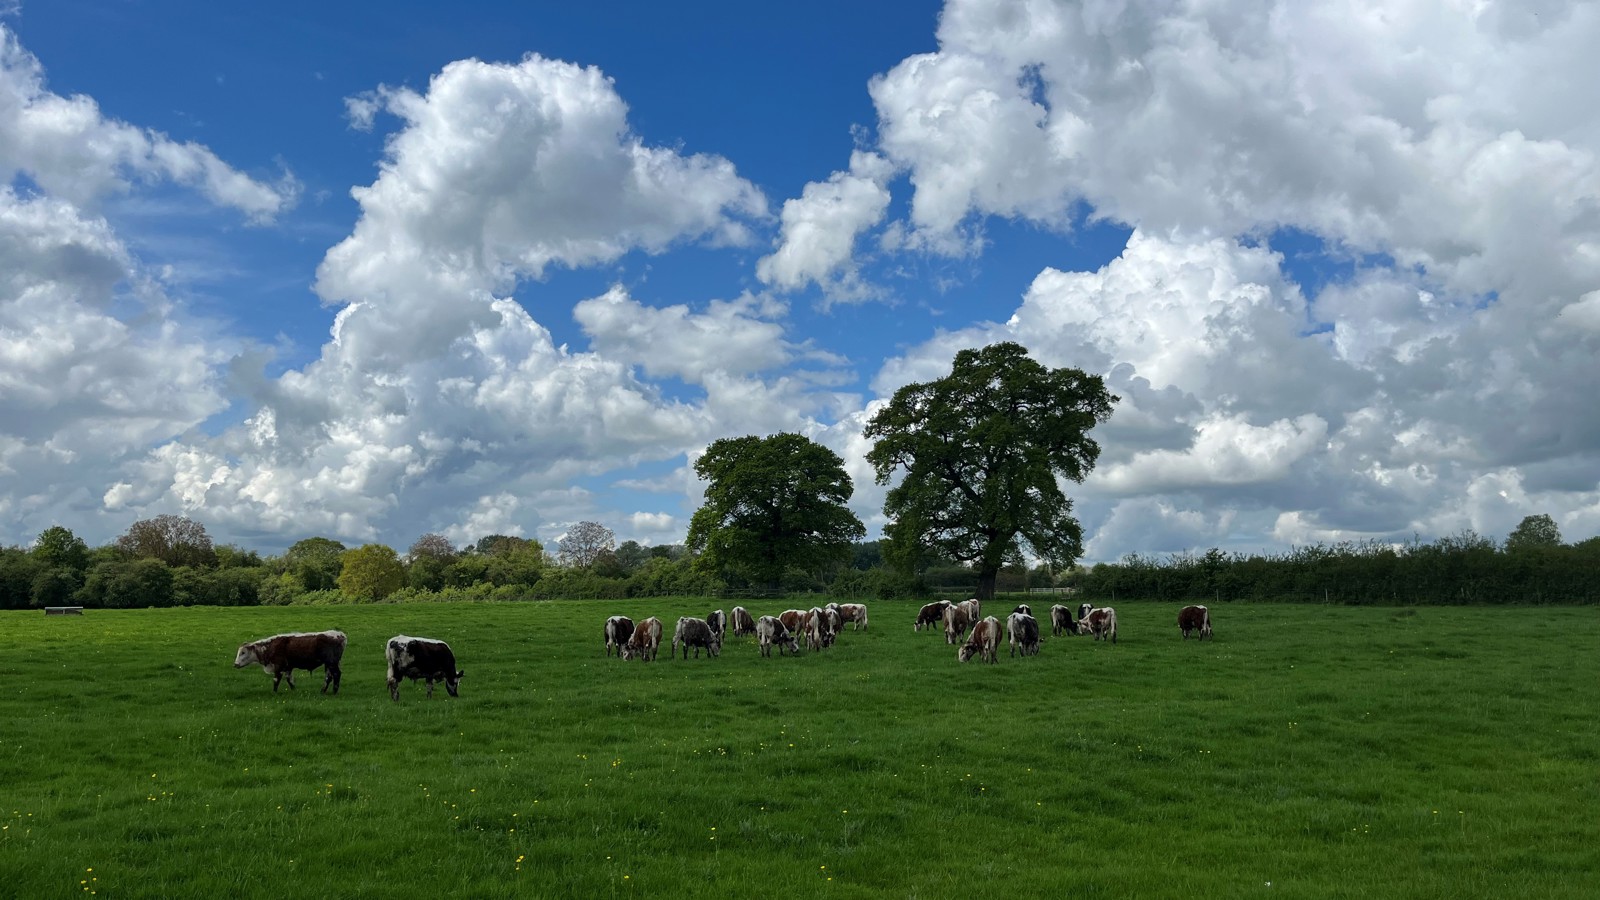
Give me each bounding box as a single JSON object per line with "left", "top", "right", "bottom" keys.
{"left": 686, "top": 433, "right": 865, "bottom": 589}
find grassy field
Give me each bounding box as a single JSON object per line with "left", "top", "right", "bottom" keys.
{"left": 1, "top": 599, "right": 1596, "bottom": 899}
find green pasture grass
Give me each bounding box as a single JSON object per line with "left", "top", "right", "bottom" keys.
{"left": 1, "top": 600, "right": 1596, "bottom": 898}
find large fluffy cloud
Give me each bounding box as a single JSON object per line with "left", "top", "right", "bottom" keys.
{"left": 0, "top": 25, "right": 296, "bottom": 219}
{"left": 101, "top": 54, "right": 823, "bottom": 549}
{"left": 0, "top": 23, "right": 296, "bottom": 545}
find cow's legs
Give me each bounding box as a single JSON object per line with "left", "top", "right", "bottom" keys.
{"left": 426, "top": 679, "right": 435, "bottom": 699}
{"left": 272, "top": 670, "right": 284, "bottom": 691}
{"left": 389, "top": 678, "right": 401, "bottom": 702}
{"left": 323, "top": 664, "right": 340, "bottom": 694}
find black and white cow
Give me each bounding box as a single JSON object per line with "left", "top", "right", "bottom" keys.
{"left": 1007, "top": 612, "right": 1041, "bottom": 657}
{"left": 385, "top": 635, "right": 463, "bottom": 701}
{"left": 604, "top": 615, "right": 635, "bottom": 657}
{"left": 672, "top": 617, "right": 721, "bottom": 659}
{"left": 707, "top": 609, "right": 727, "bottom": 642}
{"left": 755, "top": 615, "right": 799, "bottom": 657}
{"left": 1049, "top": 604, "right": 1076, "bottom": 637}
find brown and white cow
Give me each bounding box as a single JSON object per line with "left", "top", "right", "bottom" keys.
{"left": 233, "top": 630, "right": 346, "bottom": 693}
{"left": 835, "top": 602, "right": 869, "bottom": 631}
{"left": 672, "top": 617, "right": 721, "bottom": 659}
{"left": 958, "top": 616, "right": 1001, "bottom": 663}
{"left": 1081, "top": 606, "right": 1118, "bottom": 643}
{"left": 943, "top": 602, "right": 972, "bottom": 645}
{"left": 1049, "top": 604, "right": 1076, "bottom": 637}
{"left": 707, "top": 609, "right": 727, "bottom": 642}
{"left": 779, "top": 609, "right": 806, "bottom": 635}
{"left": 385, "top": 635, "right": 463, "bottom": 701}
{"left": 621, "top": 616, "right": 662, "bottom": 661}
{"left": 915, "top": 600, "right": 951, "bottom": 632}
{"left": 1007, "top": 612, "right": 1041, "bottom": 657}
{"left": 755, "top": 615, "right": 799, "bottom": 657}
{"left": 957, "top": 598, "right": 981, "bottom": 623}
{"left": 604, "top": 615, "right": 635, "bottom": 657}
{"left": 730, "top": 606, "right": 757, "bottom": 637}
{"left": 803, "top": 607, "right": 832, "bottom": 652}
{"left": 1178, "top": 605, "right": 1212, "bottom": 640}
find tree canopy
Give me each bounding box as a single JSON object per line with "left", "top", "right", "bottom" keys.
{"left": 686, "top": 432, "right": 865, "bottom": 589}
{"left": 115, "top": 515, "right": 217, "bottom": 568}
{"left": 1505, "top": 514, "right": 1562, "bottom": 553}
{"left": 864, "top": 342, "right": 1117, "bottom": 600}
{"left": 558, "top": 522, "right": 615, "bottom": 568}
{"left": 337, "top": 543, "right": 405, "bottom": 602}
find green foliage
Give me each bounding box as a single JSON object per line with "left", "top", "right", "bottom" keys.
{"left": 686, "top": 433, "right": 865, "bottom": 589}
{"left": 1505, "top": 513, "right": 1562, "bottom": 552}
{"left": 0, "top": 547, "right": 42, "bottom": 610}
{"left": 29, "top": 567, "right": 81, "bottom": 608}
{"left": 865, "top": 342, "right": 1116, "bottom": 599}
{"left": 337, "top": 544, "right": 405, "bottom": 602}
{"left": 172, "top": 565, "right": 267, "bottom": 607}
{"left": 1075, "top": 531, "right": 1600, "bottom": 604}
{"left": 280, "top": 536, "right": 346, "bottom": 591}
{"left": 76, "top": 558, "right": 175, "bottom": 608}
{"left": 33, "top": 525, "right": 89, "bottom": 572}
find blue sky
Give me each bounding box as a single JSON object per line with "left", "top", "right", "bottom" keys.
{"left": 3, "top": 0, "right": 1599, "bottom": 560}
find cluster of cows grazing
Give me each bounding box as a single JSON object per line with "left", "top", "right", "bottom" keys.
{"left": 232, "top": 629, "right": 463, "bottom": 701}
{"left": 604, "top": 602, "right": 869, "bottom": 662}
{"left": 912, "top": 599, "right": 1215, "bottom": 663}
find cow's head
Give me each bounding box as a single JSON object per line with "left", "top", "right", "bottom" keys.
{"left": 957, "top": 644, "right": 978, "bottom": 663}
{"left": 446, "top": 670, "right": 464, "bottom": 697}
{"left": 233, "top": 644, "right": 258, "bottom": 668}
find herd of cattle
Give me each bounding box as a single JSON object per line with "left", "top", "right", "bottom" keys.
{"left": 229, "top": 601, "right": 1214, "bottom": 696}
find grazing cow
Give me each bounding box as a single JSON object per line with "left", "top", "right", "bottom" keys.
{"left": 755, "top": 615, "right": 800, "bottom": 657}
{"left": 622, "top": 616, "right": 662, "bottom": 661}
{"left": 915, "top": 600, "right": 952, "bottom": 632}
{"left": 1178, "top": 605, "right": 1213, "bottom": 640}
{"left": 604, "top": 615, "right": 635, "bottom": 657}
{"left": 385, "top": 635, "right": 463, "bottom": 701}
{"left": 1078, "top": 602, "right": 1094, "bottom": 622}
{"left": 672, "top": 617, "right": 721, "bottom": 659}
{"left": 779, "top": 609, "right": 806, "bottom": 635}
{"left": 730, "top": 606, "right": 757, "bottom": 637}
{"left": 803, "top": 607, "right": 832, "bottom": 652}
{"left": 233, "top": 630, "right": 346, "bottom": 693}
{"left": 1007, "top": 613, "right": 1041, "bottom": 657}
{"left": 835, "top": 602, "right": 869, "bottom": 631}
{"left": 707, "top": 609, "right": 727, "bottom": 643}
{"left": 943, "top": 603, "right": 972, "bottom": 645}
{"left": 1050, "top": 604, "right": 1076, "bottom": 637}
{"left": 1081, "top": 607, "right": 1118, "bottom": 643}
{"left": 958, "top": 616, "right": 1001, "bottom": 663}
{"left": 821, "top": 606, "right": 842, "bottom": 646}
{"left": 957, "top": 598, "right": 981, "bottom": 624}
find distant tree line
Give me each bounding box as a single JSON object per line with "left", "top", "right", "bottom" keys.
{"left": 4, "top": 513, "right": 1594, "bottom": 610}
{"left": 1067, "top": 515, "right": 1600, "bottom": 605}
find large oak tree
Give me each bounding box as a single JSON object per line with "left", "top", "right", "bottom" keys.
{"left": 686, "top": 433, "right": 865, "bottom": 589}
{"left": 865, "top": 342, "right": 1117, "bottom": 600}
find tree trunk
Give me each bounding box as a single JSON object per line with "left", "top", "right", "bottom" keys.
{"left": 975, "top": 567, "right": 998, "bottom": 601}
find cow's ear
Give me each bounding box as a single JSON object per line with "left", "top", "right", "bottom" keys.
{"left": 457, "top": 670, "right": 465, "bottom": 679}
